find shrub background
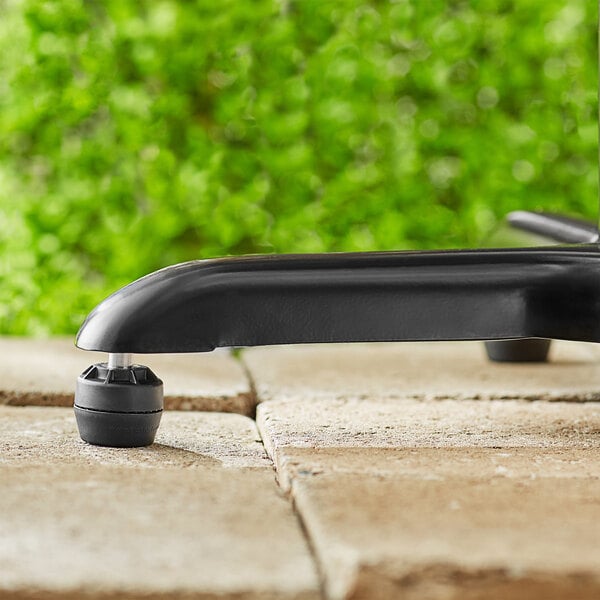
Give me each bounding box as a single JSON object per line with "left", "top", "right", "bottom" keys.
{"left": 0, "top": 0, "right": 597, "bottom": 335}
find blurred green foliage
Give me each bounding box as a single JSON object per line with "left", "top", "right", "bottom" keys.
{"left": 0, "top": 0, "right": 597, "bottom": 334}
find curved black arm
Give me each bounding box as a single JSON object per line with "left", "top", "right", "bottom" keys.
{"left": 487, "top": 211, "right": 599, "bottom": 247}
{"left": 480, "top": 212, "right": 599, "bottom": 362}
{"left": 76, "top": 243, "right": 600, "bottom": 354}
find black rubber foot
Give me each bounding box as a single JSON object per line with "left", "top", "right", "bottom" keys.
{"left": 484, "top": 339, "right": 551, "bottom": 363}
{"left": 74, "top": 363, "right": 163, "bottom": 447}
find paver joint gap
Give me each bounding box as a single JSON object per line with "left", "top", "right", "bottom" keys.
{"left": 237, "top": 349, "right": 259, "bottom": 419}
{"left": 235, "top": 350, "right": 328, "bottom": 597}
{"left": 255, "top": 412, "right": 329, "bottom": 600}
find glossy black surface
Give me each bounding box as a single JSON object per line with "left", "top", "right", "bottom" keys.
{"left": 505, "top": 211, "right": 599, "bottom": 244}
{"left": 482, "top": 211, "right": 598, "bottom": 362}
{"left": 77, "top": 242, "right": 600, "bottom": 354}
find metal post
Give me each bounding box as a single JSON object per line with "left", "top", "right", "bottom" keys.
{"left": 107, "top": 353, "right": 133, "bottom": 369}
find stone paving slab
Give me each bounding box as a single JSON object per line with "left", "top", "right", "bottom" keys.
{"left": 257, "top": 398, "right": 600, "bottom": 489}
{"left": 256, "top": 397, "right": 600, "bottom": 599}
{"left": 0, "top": 406, "right": 320, "bottom": 600}
{"left": 0, "top": 338, "right": 254, "bottom": 415}
{"left": 243, "top": 341, "right": 600, "bottom": 403}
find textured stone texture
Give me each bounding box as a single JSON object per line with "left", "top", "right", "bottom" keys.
{"left": 253, "top": 344, "right": 600, "bottom": 599}
{"left": 0, "top": 406, "right": 320, "bottom": 600}
{"left": 257, "top": 398, "right": 600, "bottom": 491}
{"left": 0, "top": 338, "right": 254, "bottom": 414}
{"left": 5, "top": 339, "right": 600, "bottom": 599}
{"left": 291, "top": 451, "right": 600, "bottom": 600}
{"left": 243, "top": 340, "right": 600, "bottom": 403}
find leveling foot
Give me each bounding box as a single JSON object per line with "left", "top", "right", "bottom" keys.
{"left": 74, "top": 354, "right": 163, "bottom": 448}
{"left": 484, "top": 339, "right": 551, "bottom": 363}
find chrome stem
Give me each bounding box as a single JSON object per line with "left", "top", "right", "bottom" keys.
{"left": 107, "top": 353, "right": 133, "bottom": 369}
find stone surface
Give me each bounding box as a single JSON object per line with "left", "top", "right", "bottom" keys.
{"left": 5, "top": 339, "right": 600, "bottom": 599}
{"left": 0, "top": 337, "right": 254, "bottom": 415}
{"left": 257, "top": 398, "right": 600, "bottom": 489}
{"left": 0, "top": 406, "right": 320, "bottom": 599}
{"left": 243, "top": 340, "right": 600, "bottom": 403}
{"left": 256, "top": 396, "right": 600, "bottom": 599}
